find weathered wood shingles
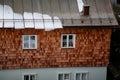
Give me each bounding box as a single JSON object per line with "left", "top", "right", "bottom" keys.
{"left": 0, "top": 29, "right": 111, "bottom": 69}
{"left": 0, "top": 0, "right": 118, "bottom": 28}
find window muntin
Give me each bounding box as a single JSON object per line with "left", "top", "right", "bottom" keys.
{"left": 58, "top": 73, "right": 70, "bottom": 80}
{"left": 24, "top": 75, "right": 29, "bottom": 80}
{"left": 23, "top": 35, "right": 37, "bottom": 49}
{"left": 75, "top": 72, "right": 88, "bottom": 80}
{"left": 23, "top": 74, "right": 37, "bottom": 80}
{"left": 58, "top": 74, "right": 64, "bottom": 80}
{"left": 61, "top": 34, "right": 75, "bottom": 48}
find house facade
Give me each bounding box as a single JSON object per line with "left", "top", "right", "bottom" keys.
{"left": 0, "top": 0, "right": 118, "bottom": 80}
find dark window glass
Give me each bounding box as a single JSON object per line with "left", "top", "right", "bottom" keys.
{"left": 30, "top": 36, "right": 35, "bottom": 40}
{"left": 58, "top": 74, "right": 63, "bottom": 80}
{"left": 64, "top": 74, "right": 69, "bottom": 80}
{"left": 76, "top": 73, "right": 81, "bottom": 80}
{"left": 24, "top": 75, "right": 29, "bottom": 80}
{"left": 69, "top": 35, "right": 73, "bottom": 47}
{"left": 63, "top": 35, "right": 67, "bottom": 47}
{"left": 30, "top": 75, "right": 35, "bottom": 80}
{"left": 82, "top": 73, "right": 87, "bottom": 80}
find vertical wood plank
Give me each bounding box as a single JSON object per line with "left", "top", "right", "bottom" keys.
{"left": 0, "top": 0, "right": 3, "bottom": 27}
{"left": 4, "top": 0, "right": 14, "bottom": 28}
{"left": 13, "top": 0, "right": 24, "bottom": 29}
{"left": 32, "top": 0, "right": 44, "bottom": 29}
{"left": 23, "top": 0, "right": 34, "bottom": 28}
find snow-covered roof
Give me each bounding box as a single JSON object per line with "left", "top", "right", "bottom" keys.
{"left": 0, "top": 0, "right": 118, "bottom": 31}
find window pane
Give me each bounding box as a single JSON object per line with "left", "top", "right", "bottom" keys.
{"left": 82, "top": 73, "right": 87, "bottom": 80}
{"left": 30, "top": 42, "right": 35, "bottom": 48}
{"left": 24, "top": 42, "right": 29, "bottom": 48}
{"left": 30, "top": 39, "right": 35, "bottom": 44}
{"left": 30, "top": 36, "right": 35, "bottom": 40}
{"left": 68, "top": 35, "right": 73, "bottom": 47}
{"left": 24, "top": 36, "right": 29, "bottom": 41}
{"left": 64, "top": 74, "right": 69, "bottom": 80}
{"left": 23, "top": 35, "right": 29, "bottom": 49}
{"left": 76, "top": 73, "right": 80, "bottom": 80}
{"left": 23, "top": 35, "right": 37, "bottom": 49}
{"left": 62, "top": 35, "right": 67, "bottom": 47}
{"left": 30, "top": 36, "right": 36, "bottom": 48}
{"left": 58, "top": 74, "right": 63, "bottom": 80}
{"left": 24, "top": 75, "right": 29, "bottom": 80}
{"left": 30, "top": 75, "right": 36, "bottom": 80}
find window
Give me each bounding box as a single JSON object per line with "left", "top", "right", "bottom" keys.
{"left": 61, "top": 34, "right": 75, "bottom": 48}
{"left": 23, "top": 74, "right": 37, "bottom": 80}
{"left": 22, "top": 35, "right": 37, "bottom": 49}
{"left": 58, "top": 73, "right": 70, "bottom": 80}
{"left": 75, "top": 72, "right": 88, "bottom": 80}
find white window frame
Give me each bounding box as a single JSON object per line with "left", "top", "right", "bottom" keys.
{"left": 61, "top": 34, "right": 76, "bottom": 48}
{"left": 58, "top": 72, "right": 71, "bottom": 80}
{"left": 22, "top": 35, "right": 37, "bottom": 49}
{"left": 74, "top": 71, "right": 88, "bottom": 80}
{"left": 22, "top": 73, "right": 37, "bottom": 80}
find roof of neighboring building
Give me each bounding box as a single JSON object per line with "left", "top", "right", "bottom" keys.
{"left": 0, "top": 0, "right": 118, "bottom": 30}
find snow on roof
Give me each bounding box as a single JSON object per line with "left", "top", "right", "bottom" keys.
{"left": 77, "top": 0, "right": 84, "bottom": 12}
{"left": 0, "top": 0, "right": 118, "bottom": 30}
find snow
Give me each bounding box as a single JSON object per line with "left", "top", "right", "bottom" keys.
{"left": 4, "top": 5, "right": 14, "bottom": 28}
{"left": 33, "top": 13, "right": 44, "bottom": 29}
{"left": 14, "top": 13, "right": 24, "bottom": 29}
{"left": 53, "top": 16, "right": 62, "bottom": 29}
{"left": 43, "top": 14, "right": 54, "bottom": 31}
{"left": 77, "top": 0, "right": 84, "bottom": 12}
{"left": 1, "top": 4, "right": 63, "bottom": 31}
{"left": 0, "top": 4, "right": 3, "bottom": 27}
{"left": 24, "top": 12, "right": 34, "bottom": 28}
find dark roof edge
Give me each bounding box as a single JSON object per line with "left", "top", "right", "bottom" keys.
{"left": 63, "top": 25, "right": 119, "bottom": 29}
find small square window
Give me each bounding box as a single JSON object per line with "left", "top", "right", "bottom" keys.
{"left": 23, "top": 74, "right": 37, "bottom": 80}
{"left": 22, "top": 35, "right": 37, "bottom": 49}
{"left": 61, "top": 34, "right": 75, "bottom": 48}
{"left": 58, "top": 73, "right": 70, "bottom": 80}
{"left": 75, "top": 72, "right": 88, "bottom": 80}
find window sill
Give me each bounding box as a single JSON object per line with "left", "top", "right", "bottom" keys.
{"left": 22, "top": 48, "right": 37, "bottom": 50}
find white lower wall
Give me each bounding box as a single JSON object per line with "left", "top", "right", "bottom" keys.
{"left": 0, "top": 67, "right": 107, "bottom": 80}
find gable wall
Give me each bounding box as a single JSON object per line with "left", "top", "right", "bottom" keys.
{"left": 0, "top": 28, "right": 112, "bottom": 69}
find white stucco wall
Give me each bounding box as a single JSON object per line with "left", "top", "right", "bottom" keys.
{"left": 0, "top": 67, "right": 107, "bottom": 80}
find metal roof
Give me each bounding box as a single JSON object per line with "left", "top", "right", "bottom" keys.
{"left": 0, "top": 0, "right": 118, "bottom": 30}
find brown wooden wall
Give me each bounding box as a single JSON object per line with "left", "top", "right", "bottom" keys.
{"left": 0, "top": 28, "right": 112, "bottom": 69}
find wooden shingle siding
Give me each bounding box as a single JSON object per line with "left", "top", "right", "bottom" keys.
{"left": 0, "top": 28, "right": 111, "bottom": 69}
